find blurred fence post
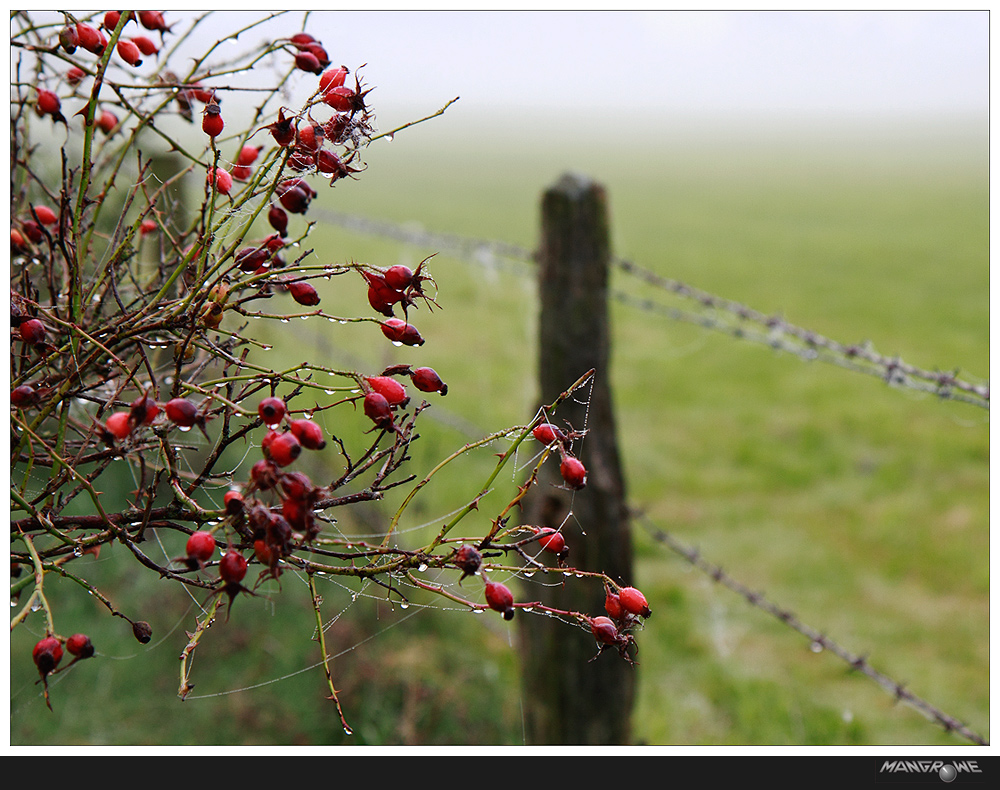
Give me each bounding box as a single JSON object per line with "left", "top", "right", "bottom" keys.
{"left": 518, "top": 172, "right": 635, "bottom": 744}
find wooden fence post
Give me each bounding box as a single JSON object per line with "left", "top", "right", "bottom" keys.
{"left": 518, "top": 172, "right": 635, "bottom": 744}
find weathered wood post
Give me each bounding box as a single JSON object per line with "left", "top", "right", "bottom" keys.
{"left": 518, "top": 172, "right": 635, "bottom": 744}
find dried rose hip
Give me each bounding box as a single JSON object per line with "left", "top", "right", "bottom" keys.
{"left": 454, "top": 544, "right": 482, "bottom": 581}
{"left": 223, "top": 490, "right": 245, "bottom": 516}
{"left": 59, "top": 24, "right": 79, "bottom": 53}
{"left": 590, "top": 615, "right": 620, "bottom": 646}
{"left": 365, "top": 271, "right": 405, "bottom": 317}
{"left": 132, "top": 621, "right": 152, "bottom": 644}
{"left": 11, "top": 384, "right": 39, "bottom": 407}
{"left": 236, "top": 246, "right": 269, "bottom": 273}
{"left": 268, "top": 205, "right": 289, "bottom": 237}
{"left": 263, "top": 107, "right": 296, "bottom": 147}
{"left": 251, "top": 459, "right": 280, "bottom": 491}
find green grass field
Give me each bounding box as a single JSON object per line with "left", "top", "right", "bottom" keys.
{"left": 10, "top": 111, "right": 988, "bottom": 747}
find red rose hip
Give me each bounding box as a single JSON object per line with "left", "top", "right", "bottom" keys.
{"left": 258, "top": 396, "right": 286, "bottom": 427}
{"left": 165, "top": 398, "right": 198, "bottom": 428}
{"left": 535, "top": 527, "right": 568, "bottom": 558}
{"left": 33, "top": 636, "right": 63, "bottom": 677}
{"left": 289, "top": 418, "right": 326, "bottom": 450}
{"left": 484, "top": 580, "right": 515, "bottom": 620}
{"left": 19, "top": 318, "right": 46, "bottom": 346}
{"left": 186, "top": 531, "right": 216, "bottom": 567}
{"left": 380, "top": 318, "right": 424, "bottom": 346}
{"left": 202, "top": 102, "right": 224, "bottom": 137}
{"left": 66, "top": 633, "right": 95, "bottom": 659}
{"left": 116, "top": 38, "right": 143, "bottom": 67}
{"left": 604, "top": 589, "right": 624, "bottom": 621}
{"left": 219, "top": 550, "right": 247, "bottom": 585}
{"left": 363, "top": 391, "right": 394, "bottom": 431}
{"left": 266, "top": 431, "right": 301, "bottom": 467}
{"left": 532, "top": 422, "right": 566, "bottom": 445}
{"left": 590, "top": 615, "right": 620, "bottom": 646}
{"left": 559, "top": 455, "right": 587, "bottom": 490}
{"left": 288, "top": 280, "right": 320, "bottom": 306}
{"left": 618, "top": 586, "right": 651, "bottom": 618}
{"left": 104, "top": 411, "right": 132, "bottom": 440}
{"left": 411, "top": 367, "right": 448, "bottom": 395}
{"left": 208, "top": 167, "right": 232, "bottom": 195}
{"left": 365, "top": 375, "right": 408, "bottom": 406}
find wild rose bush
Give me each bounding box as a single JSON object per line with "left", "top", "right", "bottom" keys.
{"left": 10, "top": 11, "right": 648, "bottom": 729}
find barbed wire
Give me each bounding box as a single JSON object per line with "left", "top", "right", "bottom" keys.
{"left": 314, "top": 209, "right": 989, "bottom": 411}
{"left": 631, "top": 510, "right": 989, "bottom": 747}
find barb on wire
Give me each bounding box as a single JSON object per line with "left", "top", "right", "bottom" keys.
{"left": 610, "top": 259, "right": 989, "bottom": 411}
{"left": 313, "top": 209, "right": 988, "bottom": 411}
{"left": 632, "top": 509, "right": 988, "bottom": 747}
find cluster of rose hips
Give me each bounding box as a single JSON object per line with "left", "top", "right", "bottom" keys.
{"left": 11, "top": 203, "right": 59, "bottom": 254}
{"left": 166, "top": 366, "right": 450, "bottom": 613}
{"left": 451, "top": 544, "right": 518, "bottom": 621}
{"left": 193, "top": 32, "right": 375, "bottom": 237}
{"left": 167, "top": 394, "right": 330, "bottom": 614}
{"left": 532, "top": 421, "right": 588, "bottom": 490}
{"left": 587, "top": 584, "right": 652, "bottom": 664}
{"left": 178, "top": 525, "right": 255, "bottom": 619}
{"left": 31, "top": 632, "right": 95, "bottom": 710}
{"left": 353, "top": 255, "right": 441, "bottom": 350}
{"left": 183, "top": 33, "right": 380, "bottom": 336}
{"left": 40, "top": 12, "right": 173, "bottom": 129}
{"left": 361, "top": 365, "right": 449, "bottom": 434}
{"left": 97, "top": 389, "right": 208, "bottom": 443}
